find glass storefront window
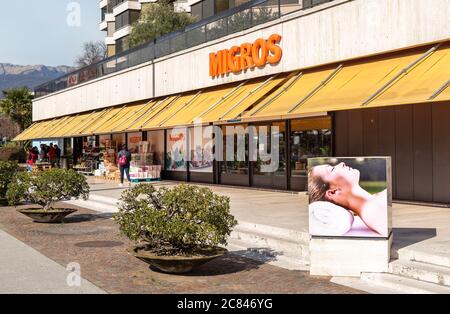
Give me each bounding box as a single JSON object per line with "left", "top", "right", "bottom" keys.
{"left": 254, "top": 121, "right": 286, "bottom": 176}
{"left": 112, "top": 133, "right": 126, "bottom": 152}
{"left": 127, "top": 132, "right": 143, "bottom": 153}
{"left": 189, "top": 126, "right": 214, "bottom": 173}
{"left": 290, "top": 117, "right": 332, "bottom": 178}
{"left": 147, "top": 130, "right": 165, "bottom": 168}
{"left": 221, "top": 124, "right": 249, "bottom": 175}
{"left": 166, "top": 128, "right": 188, "bottom": 171}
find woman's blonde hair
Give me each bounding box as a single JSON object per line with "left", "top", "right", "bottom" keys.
{"left": 308, "top": 167, "right": 330, "bottom": 203}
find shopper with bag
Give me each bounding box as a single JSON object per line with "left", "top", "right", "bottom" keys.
{"left": 118, "top": 145, "right": 132, "bottom": 187}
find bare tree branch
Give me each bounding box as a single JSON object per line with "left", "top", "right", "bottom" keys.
{"left": 75, "top": 41, "right": 107, "bottom": 68}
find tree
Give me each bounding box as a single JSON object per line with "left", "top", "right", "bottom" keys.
{"left": 75, "top": 41, "right": 107, "bottom": 68}
{"left": 129, "top": 1, "right": 196, "bottom": 48}
{"left": 0, "top": 87, "right": 33, "bottom": 131}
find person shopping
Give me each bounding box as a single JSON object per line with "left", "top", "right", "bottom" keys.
{"left": 118, "top": 145, "right": 132, "bottom": 188}
{"left": 26, "top": 147, "right": 38, "bottom": 172}
{"left": 48, "top": 143, "right": 56, "bottom": 167}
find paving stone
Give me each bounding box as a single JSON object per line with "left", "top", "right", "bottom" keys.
{"left": 0, "top": 204, "right": 361, "bottom": 294}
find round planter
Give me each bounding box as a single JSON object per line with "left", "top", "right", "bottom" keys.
{"left": 129, "top": 245, "right": 228, "bottom": 274}
{"left": 0, "top": 198, "right": 8, "bottom": 206}
{"left": 17, "top": 208, "right": 77, "bottom": 223}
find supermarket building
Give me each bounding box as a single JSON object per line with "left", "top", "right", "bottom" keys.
{"left": 16, "top": 0, "right": 450, "bottom": 204}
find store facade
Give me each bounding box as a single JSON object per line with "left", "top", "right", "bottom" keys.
{"left": 15, "top": 0, "right": 450, "bottom": 203}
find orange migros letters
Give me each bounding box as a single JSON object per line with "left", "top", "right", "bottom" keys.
{"left": 209, "top": 34, "right": 282, "bottom": 78}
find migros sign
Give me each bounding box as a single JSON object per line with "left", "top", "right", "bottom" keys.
{"left": 209, "top": 34, "right": 282, "bottom": 78}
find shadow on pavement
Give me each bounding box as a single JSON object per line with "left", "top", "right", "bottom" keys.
{"left": 148, "top": 249, "right": 281, "bottom": 276}
{"left": 63, "top": 212, "right": 114, "bottom": 224}
{"left": 392, "top": 227, "right": 437, "bottom": 251}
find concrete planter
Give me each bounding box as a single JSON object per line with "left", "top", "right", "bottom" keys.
{"left": 17, "top": 208, "right": 77, "bottom": 223}
{"left": 129, "top": 245, "right": 228, "bottom": 274}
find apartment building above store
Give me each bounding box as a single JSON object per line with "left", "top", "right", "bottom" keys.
{"left": 100, "top": 0, "right": 194, "bottom": 56}
{"left": 40, "top": 0, "right": 335, "bottom": 100}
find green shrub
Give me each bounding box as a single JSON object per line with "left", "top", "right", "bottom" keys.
{"left": 0, "top": 161, "right": 19, "bottom": 199}
{"left": 6, "top": 169, "right": 90, "bottom": 210}
{"left": 114, "top": 184, "right": 237, "bottom": 255}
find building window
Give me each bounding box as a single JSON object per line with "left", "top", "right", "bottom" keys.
{"left": 166, "top": 128, "right": 188, "bottom": 171}
{"left": 202, "top": 0, "right": 215, "bottom": 19}
{"left": 116, "top": 37, "right": 129, "bottom": 54}
{"left": 290, "top": 116, "right": 332, "bottom": 178}
{"left": 107, "top": 45, "right": 116, "bottom": 57}
{"left": 221, "top": 124, "right": 249, "bottom": 175}
{"left": 215, "top": 0, "right": 230, "bottom": 15}
{"left": 112, "top": 0, "right": 133, "bottom": 8}
{"left": 189, "top": 127, "right": 213, "bottom": 173}
{"left": 107, "top": 0, "right": 114, "bottom": 13}
{"left": 192, "top": 0, "right": 251, "bottom": 20}
{"left": 191, "top": 2, "right": 202, "bottom": 20}
{"left": 101, "top": 7, "right": 107, "bottom": 21}
{"left": 115, "top": 10, "right": 140, "bottom": 30}
{"left": 253, "top": 121, "right": 286, "bottom": 176}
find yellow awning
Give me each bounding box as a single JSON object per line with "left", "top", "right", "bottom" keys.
{"left": 219, "top": 73, "right": 291, "bottom": 121}
{"left": 141, "top": 94, "right": 199, "bottom": 129}
{"left": 44, "top": 115, "right": 73, "bottom": 138}
{"left": 367, "top": 43, "right": 450, "bottom": 107}
{"left": 24, "top": 119, "right": 58, "bottom": 140}
{"left": 126, "top": 96, "right": 178, "bottom": 131}
{"left": 290, "top": 52, "right": 419, "bottom": 115}
{"left": 14, "top": 41, "right": 450, "bottom": 142}
{"left": 51, "top": 113, "right": 90, "bottom": 138}
{"left": 99, "top": 101, "right": 150, "bottom": 134}
{"left": 111, "top": 102, "right": 151, "bottom": 133}
{"left": 80, "top": 106, "right": 128, "bottom": 135}
{"left": 434, "top": 82, "right": 450, "bottom": 101}
{"left": 160, "top": 84, "right": 240, "bottom": 128}
{"left": 116, "top": 100, "right": 158, "bottom": 132}
{"left": 242, "top": 69, "right": 336, "bottom": 121}
{"left": 240, "top": 44, "right": 450, "bottom": 121}
{"left": 13, "top": 122, "right": 40, "bottom": 141}
{"left": 199, "top": 76, "right": 289, "bottom": 124}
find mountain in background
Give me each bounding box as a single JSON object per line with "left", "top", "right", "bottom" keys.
{"left": 0, "top": 63, "right": 75, "bottom": 98}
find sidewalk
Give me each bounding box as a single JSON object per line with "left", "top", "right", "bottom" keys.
{"left": 84, "top": 178, "right": 450, "bottom": 254}
{"left": 0, "top": 205, "right": 361, "bottom": 294}
{"left": 0, "top": 229, "right": 105, "bottom": 294}
{"left": 85, "top": 177, "right": 307, "bottom": 231}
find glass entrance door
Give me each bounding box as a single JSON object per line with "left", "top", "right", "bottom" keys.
{"left": 252, "top": 121, "right": 287, "bottom": 190}
{"left": 290, "top": 116, "right": 332, "bottom": 191}
{"left": 219, "top": 124, "right": 250, "bottom": 186}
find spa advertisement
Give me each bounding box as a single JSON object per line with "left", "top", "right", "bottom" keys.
{"left": 308, "top": 157, "right": 392, "bottom": 238}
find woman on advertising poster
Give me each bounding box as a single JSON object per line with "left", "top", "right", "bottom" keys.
{"left": 308, "top": 161, "right": 388, "bottom": 237}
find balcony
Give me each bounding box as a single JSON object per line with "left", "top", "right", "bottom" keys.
{"left": 113, "top": 0, "right": 141, "bottom": 16}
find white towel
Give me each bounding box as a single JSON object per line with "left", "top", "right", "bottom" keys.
{"left": 309, "top": 201, "right": 354, "bottom": 236}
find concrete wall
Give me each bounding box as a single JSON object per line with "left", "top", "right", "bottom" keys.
{"left": 33, "top": 0, "right": 450, "bottom": 121}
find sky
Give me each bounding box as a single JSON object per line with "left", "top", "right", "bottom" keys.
{"left": 0, "top": 0, "right": 104, "bottom": 67}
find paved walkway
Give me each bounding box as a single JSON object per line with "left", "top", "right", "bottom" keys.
{"left": 87, "top": 177, "right": 307, "bottom": 231}
{"left": 86, "top": 178, "right": 450, "bottom": 262}
{"left": 0, "top": 229, "right": 105, "bottom": 294}
{"left": 0, "top": 205, "right": 361, "bottom": 294}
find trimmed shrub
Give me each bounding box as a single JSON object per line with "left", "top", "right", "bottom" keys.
{"left": 6, "top": 169, "right": 90, "bottom": 210}
{"left": 114, "top": 184, "right": 237, "bottom": 255}
{"left": 0, "top": 161, "right": 19, "bottom": 199}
